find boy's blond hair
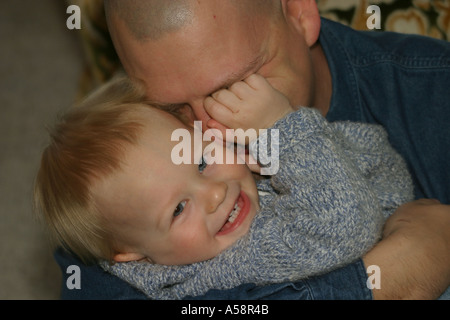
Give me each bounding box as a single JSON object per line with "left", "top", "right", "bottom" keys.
{"left": 34, "top": 76, "right": 153, "bottom": 264}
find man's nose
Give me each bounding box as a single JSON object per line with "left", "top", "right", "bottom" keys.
{"left": 199, "top": 180, "right": 227, "bottom": 214}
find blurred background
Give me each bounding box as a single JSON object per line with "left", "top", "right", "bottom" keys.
{"left": 0, "top": 0, "right": 84, "bottom": 299}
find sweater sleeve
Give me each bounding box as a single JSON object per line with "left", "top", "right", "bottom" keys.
{"left": 249, "top": 107, "right": 389, "bottom": 278}
{"left": 330, "top": 121, "right": 414, "bottom": 218}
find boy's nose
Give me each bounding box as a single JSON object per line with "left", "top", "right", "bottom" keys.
{"left": 201, "top": 181, "right": 227, "bottom": 214}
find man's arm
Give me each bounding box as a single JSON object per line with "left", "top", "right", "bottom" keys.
{"left": 363, "top": 199, "right": 450, "bottom": 299}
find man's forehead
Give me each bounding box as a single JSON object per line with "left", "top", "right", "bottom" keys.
{"left": 123, "top": 9, "right": 267, "bottom": 105}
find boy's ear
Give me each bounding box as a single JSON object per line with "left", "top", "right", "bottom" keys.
{"left": 113, "top": 252, "right": 146, "bottom": 262}
{"left": 281, "top": 0, "right": 321, "bottom": 47}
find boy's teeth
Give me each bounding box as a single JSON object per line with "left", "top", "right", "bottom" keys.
{"left": 228, "top": 202, "right": 241, "bottom": 223}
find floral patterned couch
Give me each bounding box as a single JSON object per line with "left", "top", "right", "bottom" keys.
{"left": 69, "top": 0, "right": 449, "bottom": 99}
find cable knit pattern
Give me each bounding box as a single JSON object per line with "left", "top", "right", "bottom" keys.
{"left": 101, "top": 107, "right": 413, "bottom": 299}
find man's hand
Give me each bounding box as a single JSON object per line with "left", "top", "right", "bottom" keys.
{"left": 204, "top": 74, "right": 294, "bottom": 139}
{"left": 363, "top": 199, "right": 450, "bottom": 299}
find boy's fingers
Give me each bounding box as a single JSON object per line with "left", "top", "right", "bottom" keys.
{"left": 211, "top": 89, "right": 241, "bottom": 112}
{"left": 244, "top": 73, "right": 266, "bottom": 89}
{"left": 204, "top": 96, "right": 233, "bottom": 124}
{"left": 228, "top": 81, "right": 252, "bottom": 100}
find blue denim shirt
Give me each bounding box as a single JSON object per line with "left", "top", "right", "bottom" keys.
{"left": 322, "top": 19, "right": 450, "bottom": 203}
{"left": 56, "top": 18, "right": 450, "bottom": 300}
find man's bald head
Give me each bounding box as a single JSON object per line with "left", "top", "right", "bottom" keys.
{"left": 104, "top": 0, "right": 280, "bottom": 41}
{"left": 104, "top": 0, "right": 195, "bottom": 41}
{"left": 103, "top": 0, "right": 327, "bottom": 126}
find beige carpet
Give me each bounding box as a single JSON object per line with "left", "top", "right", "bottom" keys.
{"left": 0, "top": 0, "right": 85, "bottom": 299}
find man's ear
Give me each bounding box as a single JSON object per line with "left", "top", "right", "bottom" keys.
{"left": 281, "top": 0, "right": 321, "bottom": 47}
{"left": 113, "top": 252, "right": 146, "bottom": 262}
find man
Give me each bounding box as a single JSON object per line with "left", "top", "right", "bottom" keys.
{"left": 57, "top": 0, "right": 450, "bottom": 299}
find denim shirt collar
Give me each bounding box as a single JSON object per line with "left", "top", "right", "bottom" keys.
{"left": 319, "top": 18, "right": 363, "bottom": 122}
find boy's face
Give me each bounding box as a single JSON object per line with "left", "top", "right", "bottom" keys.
{"left": 95, "top": 109, "right": 259, "bottom": 265}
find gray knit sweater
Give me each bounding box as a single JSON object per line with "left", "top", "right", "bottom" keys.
{"left": 101, "top": 107, "right": 413, "bottom": 299}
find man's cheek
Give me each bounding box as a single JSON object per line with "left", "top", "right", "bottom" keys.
{"left": 264, "top": 77, "right": 288, "bottom": 98}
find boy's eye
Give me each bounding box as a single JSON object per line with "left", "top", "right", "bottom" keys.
{"left": 173, "top": 201, "right": 186, "bottom": 218}
{"left": 198, "top": 156, "right": 207, "bottom": 173}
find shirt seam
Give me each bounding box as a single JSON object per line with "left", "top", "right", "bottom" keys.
{"left": 349, "top": 54, "right": 450, "bottom": 69}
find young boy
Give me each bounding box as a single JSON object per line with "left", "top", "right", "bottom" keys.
{"left": 34, "top": 75, "right": 413, "bottom": 299}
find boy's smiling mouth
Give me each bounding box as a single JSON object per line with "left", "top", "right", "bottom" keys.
{"left": 217, "top": 191, "right": 250, "bottom": 236}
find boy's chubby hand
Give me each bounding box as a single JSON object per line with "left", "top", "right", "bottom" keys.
{"left": 204, "top": 74, "right": 294, "bottom": 135}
